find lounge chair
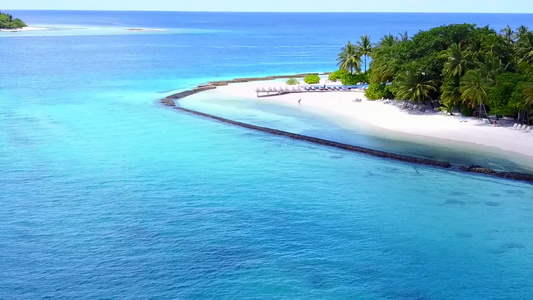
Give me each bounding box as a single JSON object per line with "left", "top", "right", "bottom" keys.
{"left": 517, "top": 124, "right": 525, "bottom": 131}
{"left": 523, "top": 126, "right": 531, "bottom": 133}
{"left": 511, "top": 123, "right": 518, "bottom": 130}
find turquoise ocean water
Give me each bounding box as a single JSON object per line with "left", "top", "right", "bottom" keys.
{"left": 1, "top": 11, "right": 533, "bottom": 299}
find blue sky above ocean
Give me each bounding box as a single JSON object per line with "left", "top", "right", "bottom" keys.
{"left": 5, "top": 0, "right": 533, "bottom": 13}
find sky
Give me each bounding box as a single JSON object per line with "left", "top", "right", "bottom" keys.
{"left": 4, "top": 0, "right": 533, "bottom": 13}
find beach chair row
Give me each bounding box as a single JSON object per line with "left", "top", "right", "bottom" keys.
{"left": 511, "top": 123, "right": 531, "bottom": 133}
{"left": 304, "top": 86, "right": 347, "bottom": 91}
{"left": 255, "top": 87, "right": 302, "bottom": 93}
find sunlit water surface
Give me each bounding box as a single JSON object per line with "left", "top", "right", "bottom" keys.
{"left": 1, "top": 11, "right": 533, "bottom": 299}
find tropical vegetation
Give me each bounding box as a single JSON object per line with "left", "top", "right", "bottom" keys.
{"left": 335, "top": 23, "right": 533, "bottom": 123}
{"left": 0, "top": 12, "right": 27, "bottom": 29}
{"left": 286, "top": 78, "right": 299, "bottom": 85}
{"left": 303, "top": 74, "right": 320, "bottom": 84}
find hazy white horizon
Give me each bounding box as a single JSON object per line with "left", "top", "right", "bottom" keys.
{"left": 4, "top": 0, "right": 533, "bottom": 14}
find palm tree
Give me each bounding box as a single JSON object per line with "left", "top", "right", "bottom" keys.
{"left": 440, "top": 78, "right": 462, "bottom": 115}
{"left": 336, "top": 41, "right": 361, "bottom": 74}
{"left": 370, "top": 59, "right": 395, "bottom": 83}
{"left": 525, "top": 83, "right": 533, "bottom": 108}
{"left": 481, "top": 54, "right": 505, "bottom": 82}
{"left": 396, "top": 70, "right": 437, "bottom": 107}
{"left": 481, "top": 33, "right": 504, "bottom": 58}
{"left": 500, "top": 25, "right": 514, "bottom": 44}
{"left": 399, "top": 31, "right": 409, "bottom": 42}
{"left": 515, "top": 25, "right": 529, "bottom": 41}
{"left": 460, "top": 69, "right": 493, "bottom": 123}
{"left": 379, "top": 34, "right": 398, "bottom": 48}
{"left": 524, "top": 82, "right": 533, "bottom": 124}
{"left": 516, "top": 32, "right": 533, "bottom": 65}
{"left": 442, "top": 43, "right": 469, "bottom": 78}
{"left": 356, "top": 35, "right": 372, "bottom": 73}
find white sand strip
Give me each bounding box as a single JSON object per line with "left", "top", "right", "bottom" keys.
{"left": 204, "top": 80, "right": 533, "bottom": 159}
{"left": 0, "top": 26, "right": 48, "bottom": 32}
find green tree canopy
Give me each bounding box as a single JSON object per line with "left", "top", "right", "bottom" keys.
{"left": 356, "top": 35, "right": 372, "bottom": 73}
{"left": 355, "top": 23, "right": 533, "bottom": 119}
{"left": 336, "top": 41, "right": 361, "bottom": 74}
{"left": 0, "top": 12, "right": 27, "bottom": 29}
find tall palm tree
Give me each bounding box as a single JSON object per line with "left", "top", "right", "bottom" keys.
{"left": 396, "top": 70, "right": 437, "bottom": 107}
{"left": 481, "top": 54, "right": 505, "bottom": 82}
{"left": 524, "top": 82, "right": 533, "bottom": 124}
{"left": 336, "top": 41, "right": 361, "bottom": 74}
{"left": 515, "top": 25, "right": 529, "bottom": 41}
{"left": 442, "top": 43, "right": 469, "bottom": 78}
{"left": 399, "top": 31, "right": 409, "bottom": 42}
{"left": 460, "top": 69, "right": 493, "bottom": 123}
{"left": 481, "top": 33, "right": 504, "bottom": 58}
{"left": 440, "top": 77, "right": 462, "bottom": 115}
{"left": 525, "top": 83, "right": 533, "bottom": 108}
{"left": 500, "top": 25, "right": 514, "bottom": 44}
{"left": 356, "top": 35, "right": 372, "bottom": 73}
{"left": 516, "top": 32, "right": 533, "bottom": 65}
{"left": 379, "top": 34, "right": 398, "bottom": 48}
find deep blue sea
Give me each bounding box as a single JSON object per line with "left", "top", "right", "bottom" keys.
{"left": 1, "top": 11, "right": 533, "bottom": 299}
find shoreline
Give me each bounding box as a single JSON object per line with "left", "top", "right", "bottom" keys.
{"left": 160, "top": 75, "right": 533, "bottom": 184}
{"left": 160, "top": 73, "right": 327, "bottom": 106}
{"left": 0, "top": 26, "right": 47, "bottom": 32}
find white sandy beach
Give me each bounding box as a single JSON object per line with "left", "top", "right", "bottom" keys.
{"left": 127, "top": 28, "right": 166, "bottom": 32}
{"left": 200, "top": 79, "right": 533, "bottom": 160}
{"left": 0, "top": 26, "right": 47, "bottom": 32}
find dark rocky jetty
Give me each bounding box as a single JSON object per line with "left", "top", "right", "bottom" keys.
{"left": 161, "top": 85, "right": 217, "bottom": 106}
{"left": 175, "top": 106, "right": 452, "bottom": 168}
{"left": 161, "top": 73, "right": 325, "bottom": 106}
{"left": 160, "top": 75, "right": 533, "bottom": 184}
{"left": 459, "top": 165, "right": 533, "bottom": 182}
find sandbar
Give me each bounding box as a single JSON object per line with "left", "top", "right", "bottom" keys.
{"left": 187, "top": 79, "right": 533, "bottom": 160}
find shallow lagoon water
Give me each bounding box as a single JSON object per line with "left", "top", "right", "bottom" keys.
{"left": 180, "top": 91, "right": 533, "bottom": 173}
{"left": 1, "top": 11, "right": 533, "bottom": 299}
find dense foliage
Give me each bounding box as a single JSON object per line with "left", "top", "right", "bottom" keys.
{"left": 340, "top": 72, "right": 368, "bottom": 85}
{"left": 0, "top": 12, "right": 27, "bottom": 29}
{"left": 336, "top": 23, "right": 533, "bottom": 123}
{"left": 286, "top": 78, "right": 299, "bottom": 85}
{"left": 328, "top": 69, "right": 349, "bottom": 81}
{"left": 303, "top": 74, "right": 320, "bottom": 84}
{"left": 365, "top": 83, "right": 393, "bottom": 100}
{"left": 336, "top": 35, "right": 374, "bottom": 74}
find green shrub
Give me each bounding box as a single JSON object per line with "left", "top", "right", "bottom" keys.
{"left": 365, "top": 83, "right": 392, "bottom": 100}
{"left": 340, "top": 72, "right": 369, "bottom": 85}
{"left": 438, "top": 103, "right": 455, "bottom": 115}
{"left": 303, "top": 74, "right": 320, "bottom": 84}
{"left": 286, "top": 78, "right": 299, "bottom": 85}
{"left": 460, "top": 104, "right": 474, "bottom": 116}
{"left": 328, "top": 70, "right": 349, "bottom": 82}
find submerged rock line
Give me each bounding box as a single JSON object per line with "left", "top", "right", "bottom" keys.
{"left": 161, "top": 78, "right": 533, "bottom": 184}
{"left": 174, "top": 105, "right": 453, "bottom": 168}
